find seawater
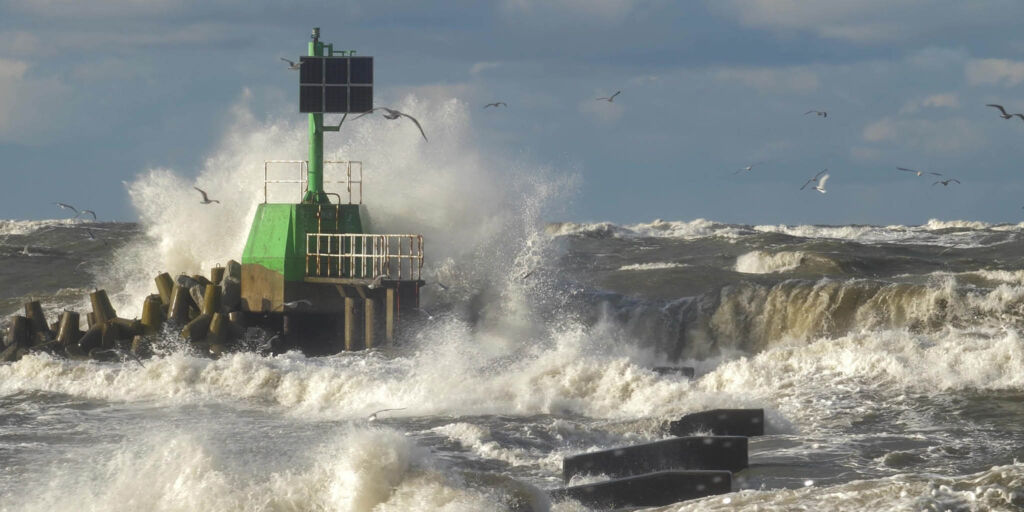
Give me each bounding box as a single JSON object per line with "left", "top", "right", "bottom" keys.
{"left": 3, "top": 96, "right": 1024, "bottom": 511}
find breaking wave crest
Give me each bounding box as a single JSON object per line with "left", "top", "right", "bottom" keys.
{"left": 10, "top": 427, "right": 510, "bottom": 512}
{"left": 734, "top": 251, "right": 805, "bottom": 274}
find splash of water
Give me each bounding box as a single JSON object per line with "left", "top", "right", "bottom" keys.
{"left": 99, "top": 91, "right": 576, "bottom": 321}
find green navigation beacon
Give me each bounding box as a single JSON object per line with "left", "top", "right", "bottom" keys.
{"left": 239, "top": 27, "right": 424, "bottom": 354}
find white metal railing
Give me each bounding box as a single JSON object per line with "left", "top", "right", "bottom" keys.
{"left": 263, "top": 160, "right": 363, "bottom": 204}
{"left": 264, "top": 160, "right": 307, "bottom": 203}
{"left": 306, "top": 233, "right": 423, "bottom": 281}
{"left": 324, "top": 161, "right": 363, "bottom": 205}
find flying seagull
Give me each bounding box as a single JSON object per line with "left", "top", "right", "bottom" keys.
{"left": 368, "top": 407, "right": 406, "bottom": 422}
{"left": 986, "top": 104, "right": 1015, "bottom": 119}
{"left": 79, "top": 209, "right": 98, "bottom": 220}
{"left": 54, "top": 202, "right": 78, "bottom": 215}
{"left": 484, "top": 102, "right": 508, "bottom": 108}
{"left": 897, "top": 167, "right": 942, "bottom": 177}
{"left": 800, "top": 169, "right": 828, "bottom": 190}
{"left": 812, "top": 173, "right": 830, "bottom": 194}
{"left": 353, "top": 107, "right": 428, "bottom": 141}
{"left": 425, "top": 281, "right": 449, "bottom": 291}
{"left": 280, "top": 57, "right": 302, "bottom": 70}
{"left": 804, "top": 110, "right": 828, "bottom": 118}
{"left": 734, "top": 162, "right": 764, "bottom": 175}
{"left": 597, "top": 91, "right": 621, "bottom": 102}
{"left": 933, "top": 179, "right": 961, "bottom": 187}
{"left": 193, "top": 187, "right": 220, "bottom": 204}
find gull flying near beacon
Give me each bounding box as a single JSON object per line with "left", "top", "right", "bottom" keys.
{"left": 353, "top": 107, "right": 428, "bottom": 142}
{"left": 194, "top": 187, "right": 220, "bottom": 204}
{"left": 596, "top": 91, "right": 621, "bottom": 102}
{"left": 933, "top": 179, "right": 961, "bottom": 187}
{"left": 812, "top": 173, "right": 830, "bottom": 194}
{"left": 484, "top": 102, "right": 507, "bottom": 108}
{"left": 280, "top": 57, "right": 302, "bottom": 70}
{"left": 804, "top": 110, "right": 827, "bottom": 118}
{"left": 985, "top": 104, "right": 1017, "bottom": 119}
{"left": 368, "top": 408, "right": 406, "bottom": 422}
{"left": 800, "top": 169, "right": 828, "bottom": 190}
{"left": 54, "top": 202, "right": 78, "bottom": 215}
{"left": 734, "top": 162, "right": 764, "bottom": 175}
{"left": 897, "top": 167, "right": 942, "bottom": 177}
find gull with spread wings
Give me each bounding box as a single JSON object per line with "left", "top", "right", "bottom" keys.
{"left": 354, "top": 107, "right": 428, "bottom": 141}
{"left": 897, "top": 167, "right": 942, "bottom": 177}
{"left": 800, "top": 169, "right": 829, "bottom": 190}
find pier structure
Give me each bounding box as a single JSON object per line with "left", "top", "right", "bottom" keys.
{"left": 239, "top": 27, "right": 424, "bottom": 353}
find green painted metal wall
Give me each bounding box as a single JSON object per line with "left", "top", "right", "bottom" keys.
{"left": 241, "top": 203, "right": 363, "bottom": 282}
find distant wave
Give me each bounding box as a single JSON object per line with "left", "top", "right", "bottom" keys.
{"left": 548, "top": 217, "right": 1024, "bottom": 247}
{"left": 546, "top": 218, "right": 750, "bottom": 240}
{"left": 0, "top": 219, "right": 81, "bottom": 236}
{"left": 618, "top": 262, "right": 687, "bottom": 271}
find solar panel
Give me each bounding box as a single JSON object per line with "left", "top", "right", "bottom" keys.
{"left": 300, "top": 85, "right": 323, "bottom": 113}
{"left": 324, "top": 86, "right": 348, "bottom": 112}
{"left": 297, "top": 56, "right": 374, "bottom": 113}
{"left": 350, "top": 86, "right": 373, "bottom": 113}
{"left": 324, "top": 58, "right": 348, "bottom": 85}
{"left": 299, "top": 57, "right": 322, "bottom": 85}
{"left": 350, "top": 57, "right": 373, "bottom": 84}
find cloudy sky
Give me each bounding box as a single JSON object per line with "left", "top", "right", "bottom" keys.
{"left": 3, "top": 0, "right": 1024, "bottom": 225}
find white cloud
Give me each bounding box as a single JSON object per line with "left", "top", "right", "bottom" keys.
{"left": 627, "top": 74, "right": 660, "bottom": 86}
{"left": 0, "top": 58, "right": 30, "bottom": 134}
{"left": 905, "top": 47, "right": 969, "bottom": 69}
{"left": 713, "top": 66, "right": 819, "bottom": 93}
{"left": 2, "top": 0, "right": 181, "bottom": 17}
{"left": 501, "top": 0, "right": 650, "bottom": 22}
{"left": 965, "top": 58, "right": 1024, "bottom": 86}
{"left": 0, "top": 58, "right": 68, "bottom": 143}
{"left": 707, "top": 1, "right": 1020, "bottom": 44}
{"left": 862, "top": 116, "right": 984, "bottom": 154}
{"left": 899, "top": 93, "right": 959, "bottom": 114}
{"left": 470, "top": 61, "right": 500, "bottom": 76}
{"left": 850, "top": 146, "right": 882, "bottom": 161}
{"left": 707, "top": 0, "right": 909, "bottom": 42}
{"left": 863, "top": 118, "right": 898, "bottom": 142}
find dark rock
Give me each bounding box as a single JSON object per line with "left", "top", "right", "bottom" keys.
{"left": 563, "top": 436, "right": 747, "bottom": 482}
{"left": 669, "top": 409, "right": 765, "bottom": 437}
{"left": 550, "top": 470, "right": 731, "bottom": 509}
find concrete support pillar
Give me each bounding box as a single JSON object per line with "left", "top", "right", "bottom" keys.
{"left": 364, "top": 297, "right": 376, "bottom": 349}
{"left": 385, "top": 288, "right": 395, "bottom": 344}
{"left": 344, "top": 297, "right": 356, "bottom": 351}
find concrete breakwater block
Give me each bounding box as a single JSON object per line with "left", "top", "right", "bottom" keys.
{"left": 653, "top": 366, "right": 696, "bottom": 378}
{"left": 563, "top": 436, "right": 747, "bottom": 482}
{"left": 550, "top": 470, "right": 731, "bottom": 509}
{"left": 669, "top": 409, "right": 765, "bottom": 437}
